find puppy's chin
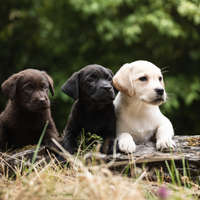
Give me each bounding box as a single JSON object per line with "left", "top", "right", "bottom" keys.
{"left": 25, "top": 103, "right": 50, "bottom": 112}
{"left": 141, "top": 98, "right": 165, "bottom": 106}
{"left": 90, "top": 96, "right": 115, "bottom": 105}
{"left": 150, "top": 98, "right": 165, "bottom": 106}
{"left": 32, "top": 107, "right": 49, "bottom": 112}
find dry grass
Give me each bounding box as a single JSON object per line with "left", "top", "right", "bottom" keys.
{"left": 0, "top": 154, "right": 144, "bottom": 200}
{"left": 0, "top": 141, "right": 200, "bottom": 200}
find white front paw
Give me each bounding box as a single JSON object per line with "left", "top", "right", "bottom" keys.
{"left": 118, "top": 133, "right": 136, "bottom": 153}
{"left": 156, "top": 138, "right": 176, "bottom": 151}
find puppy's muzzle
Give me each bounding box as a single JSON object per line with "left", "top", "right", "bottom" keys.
{"left": 90, "top": 83, "right": 115, "bottom": 104}
{"left": 155, "top": 88, "right": 164, "bottom": 96}
{"left": 102, "top": 84, "right": 112, "bottom": 92}
{"left": 29, "top": 97, "right": 50, "bottom": 112}
{"left": 39, "top": 97, "right": 46, "bottom": 103}
{"left": 151, "top": 87, "right": 165, "bottom": 105}
{"left": 101, "top": 84, "right": 115, "bottom": 100}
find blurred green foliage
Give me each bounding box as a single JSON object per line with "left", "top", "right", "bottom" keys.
{"left": 0, "top": 0, "right": 200, "bottom": 135}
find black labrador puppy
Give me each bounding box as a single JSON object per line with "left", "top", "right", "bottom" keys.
{"left": 57, "top": 64, "right": 117, "bottom": 160}
{"left": 0, "top": 69, "right": 60, "bottom": 153}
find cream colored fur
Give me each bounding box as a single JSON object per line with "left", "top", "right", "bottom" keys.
{"left": 113, "top": 60, "right": 176, "bottom": 153}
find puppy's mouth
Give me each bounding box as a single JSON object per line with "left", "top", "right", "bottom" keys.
{"left": 151, "top": 98, "right": 165, "bottom": 105}
{"left": 33, "top": 106, "right": 50, "bottom": 112}
{"left": 142, "top": 98, "right": 165, "bottom": 106}
{"left": 90, "top": 95, "right": 115, "bottom": 104}
{"left": 25, "top": 103, "right": 50, "bottom": 112}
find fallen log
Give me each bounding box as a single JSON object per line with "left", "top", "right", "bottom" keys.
{"left": 0, "top": 145, "right": 47, "bottom": 176}
{"left": 0, "top": 135, "right": 200, "bottom": 182}
{"left": 88, "top": 135, "right": 200, "bottom": 162}
{"left": 85, "top": 135, "right": 200, "bottom": 182}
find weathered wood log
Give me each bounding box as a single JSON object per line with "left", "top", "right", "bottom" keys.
{"left": 89, "top": 135, "right": 200, "bottom": 162}
{"left": 0, "top": 146, "right": 47, "bottom": 176}
{"left": 85, "top": 135, "right": 200, "bottom": 182}
{"left": 0, "top": 135, "right": 200, "bottom": 182}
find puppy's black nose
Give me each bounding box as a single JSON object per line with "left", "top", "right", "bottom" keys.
{"left": 155, "top": 88, "right": 164, "bottom": 96}
{"left": 103, "top": 85, "right": 112, "bottom": 91}
{"left": 39, "top": 98, "right": 46, "bottom": 103}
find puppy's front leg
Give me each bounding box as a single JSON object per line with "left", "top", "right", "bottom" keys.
{"left": 118, "top": 132, "right": 136, "bottom": 153}
{"left": 100, "top": 134, "right": 118, "bottom": 154}
{"left": 156, "top": 122, "right": 176, "bottom": 150}
{"left": 61, "top": 131, "right": 77, "bottom": 155}
{"left": 56, "top": 130, "right": 77, "bottom": 163}
{"left": 43, "top": 129, "right": 60, "bottom": 154}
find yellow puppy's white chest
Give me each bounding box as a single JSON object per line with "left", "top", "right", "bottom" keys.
{"left": 119, "top": 114, "right": 157, "bottom": 143}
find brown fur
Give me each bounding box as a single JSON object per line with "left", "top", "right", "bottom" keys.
{"left": 0, "top": 69, "right": 60, "bottom": 153}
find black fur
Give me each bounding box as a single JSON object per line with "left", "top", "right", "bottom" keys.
{"left": 57, "top": 64, "right": 118, "bottom": 161}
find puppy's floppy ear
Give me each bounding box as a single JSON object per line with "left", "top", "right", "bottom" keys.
{"left": 61, "top": 72, "right": 79, "bottom": 100}
{"left": 106, "top": 68, "right": 118, "bottom": 94}
{"left": 113, "top": 64, "right": 133, "bottom": 97}
{"left": 1, "top": 74, "right": 19, "bottom": 101}
{"left": 42, "top": 71, "right": 54, "bottom": 96}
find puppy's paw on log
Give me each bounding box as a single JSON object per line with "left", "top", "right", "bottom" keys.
{"left": 156, "top": 138, "right": 176, "bottom": 151}
{"left": 118, "top": 133, "right": 136, "bottom": 153}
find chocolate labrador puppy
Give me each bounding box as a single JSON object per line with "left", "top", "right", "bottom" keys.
{"left": 0, "top": 69, "right": 60, "bottom": 153}
{"left": 57, "top": 64, "right": 117, "bottom": 161}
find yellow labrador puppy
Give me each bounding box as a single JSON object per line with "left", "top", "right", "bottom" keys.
{"left": 113, "top": 60, "right": 176, "bottom": 153}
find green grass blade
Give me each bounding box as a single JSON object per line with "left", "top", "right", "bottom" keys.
{"left": 168, "top": 144, "right": 181, "bottom": 186}
{"left": 124, "top": 164, "right": 130, "bottom": 177}
{"left": 165, "top": 160, "right": 176, "bottom": 185}
{"left": 186, "top": 160, "right": 192, "bottom": 188}
{"left": 31, "top": 120, "right": 49, "bottom": 165}
{"left": 170, "top": 156, "right": 181, "bottom": 186}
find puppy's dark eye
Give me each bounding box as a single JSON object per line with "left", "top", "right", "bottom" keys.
{"left": 87, "top": 78, "right": 94, "bottom": 83}
{"left": 108, "top": 77, "right": 112, "bottom": 82}
{"left": 159, "top": 77, "right": 162, "bottom": 82}
{"left": 24, "top": 86, "right": 32, "bottom": 93}
{"left": 43, "top": 85, "right": 48, "bottom": 90}
{"left": 139, "top": 76, "right": 147, "bottom": 82}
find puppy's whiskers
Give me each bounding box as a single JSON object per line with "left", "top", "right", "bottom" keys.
{"left": 50, "top": 100, "right": 60, "bottom": 108}
{"left": 161, "top": 66, "right": 169, "bottom": 74}
{"left": 166, "top": 93, "right": 173, "bottom": 101}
